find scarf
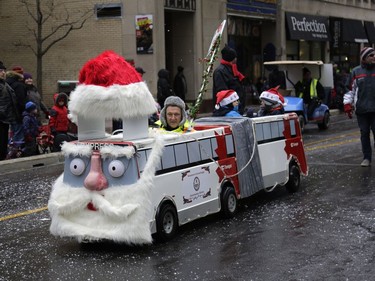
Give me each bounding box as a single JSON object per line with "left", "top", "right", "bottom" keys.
{"left": 220, "top": 59, "right": 245, "bottom": 81}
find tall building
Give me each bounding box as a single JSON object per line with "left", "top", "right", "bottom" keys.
{"left": 0, "top": 0, "right": 374, "bottom": 112}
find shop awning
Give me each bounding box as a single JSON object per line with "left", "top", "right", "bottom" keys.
{"left": 341, "top": 19, "right": 368, "bottom": 43}
{"left": 285, "top": 12, "right": 331, "bottom": 41}
{"left": 364, "top": 21, "right": 375, "bottom": 44}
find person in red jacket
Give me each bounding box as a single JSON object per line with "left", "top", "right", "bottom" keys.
{"left": 49, "top": 92, "right": 69, "bottom": 151}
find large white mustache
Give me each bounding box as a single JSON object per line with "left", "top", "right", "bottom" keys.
{"left": 48, "top": 182, "right": 140, "bottom": 221}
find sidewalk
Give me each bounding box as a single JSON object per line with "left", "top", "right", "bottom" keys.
{"left": 0, "top": 109, "right": 341, "bottom": 175}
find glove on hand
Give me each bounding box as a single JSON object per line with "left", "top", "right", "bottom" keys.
{"left": 344, "top": 104, "right": 353, "bottom": 119}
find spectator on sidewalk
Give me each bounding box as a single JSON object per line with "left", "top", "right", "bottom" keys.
{"left": 49, "top": 92, "right": 69, "bottom": 151}
{"left": 22, "top": 101, "right": 39, "bottom": 157}
{"left": 6, "top": 66, "right": 27, "bottom": 145}
{"left": 173, "top": 66, "right": 187, "bottom": 102}
{"left": 0, "top": 61, "right": 18, "bottom": 160}
{"left": 24, "top": 72, "right": 49, "bottom": 124}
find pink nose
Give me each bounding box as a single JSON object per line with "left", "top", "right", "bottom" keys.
{"left": 84, "top": 151, "right": 108, "bottom": 191}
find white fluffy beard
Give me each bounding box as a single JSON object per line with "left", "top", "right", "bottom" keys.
{"left": 48, "top": 136, "right": 164, "bottom": 245}
{"left": 49, "top": 175, "right": 153, "bottom": 244}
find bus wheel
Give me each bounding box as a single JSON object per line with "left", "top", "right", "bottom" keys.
{"left": 156, "top": 203, "right": 178, "bottom": 242}
{"left": 298, "top": 115, "right": 305, "bottom": 133}
{"left": 221, "top": 186, "right": 237, "bottom": 218}
{"left": 318, "top": 112, "right": 330, "bottom": 130}
{"left": 286, "top": 163, "right": 301, "bottom": 193}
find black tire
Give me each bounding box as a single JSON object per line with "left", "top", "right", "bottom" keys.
{"left": 298, "top": 114, "right": 305, "bottom": 133}
{"left": 221, "top": 186, "right": 238, "bottom": 218}
{"left": 156, "top": 203, "right": 178, "bottom": 242}
{"left": 318, "top": 111, "right": 330, "bottom": 130}
{"left": 286, "top": 163, "right": 301, "bottom": 193}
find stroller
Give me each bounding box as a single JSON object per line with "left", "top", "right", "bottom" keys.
{"left": 36, "top": 124, "right": 54, "bottom": 154}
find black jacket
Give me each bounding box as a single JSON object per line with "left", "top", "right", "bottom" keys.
{"left": 6, "top": 71, "right": 27, "bottom": 122}
{"left": 157, "top": 69, "right": 173, "bottom": 108}
{"left": 0, "top": 80, "right": 18, "bottom": 124}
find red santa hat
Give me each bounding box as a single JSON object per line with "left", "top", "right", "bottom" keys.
{"left": 215, "top": 90, "right": 239, "bottom": 109}
{"left": 259, "top": 86, "right": 287, "bottom": 107}
{"left": 68, "top": 50, "right": 156, "bottom": 122}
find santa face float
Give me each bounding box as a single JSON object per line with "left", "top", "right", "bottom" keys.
{"left": 48, "top": 51, "right": 163, "bottom": 244}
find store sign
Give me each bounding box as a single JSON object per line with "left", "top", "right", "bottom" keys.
{"left": 164, "top": 0, "right": 196, "bottom": 11}
{"left": 286, "top": 12, "right": 330, "bottom": 41}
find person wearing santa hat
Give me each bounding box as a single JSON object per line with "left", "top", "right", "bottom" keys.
{"left": 258, "top": 86, "right": 286, "bottom": 117}
{"left": 213, "top": 89, "right": 242, "bottom": 117}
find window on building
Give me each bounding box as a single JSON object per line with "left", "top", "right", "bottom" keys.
{"left": 95, "top": 4, "right": 122, "bottom": 19}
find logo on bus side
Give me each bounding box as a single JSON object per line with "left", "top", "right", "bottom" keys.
{"left": 193, "top": 177, "right": 200, "bottom": 191}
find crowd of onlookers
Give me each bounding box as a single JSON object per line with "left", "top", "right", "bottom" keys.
{"left": 0, "top": 62, "right": 70, "bottom": 161}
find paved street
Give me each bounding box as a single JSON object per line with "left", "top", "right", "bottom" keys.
{"left": 0, "top": 113, "right": 374, "bottom": 281}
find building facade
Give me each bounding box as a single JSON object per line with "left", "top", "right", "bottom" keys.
{"left": 0, "top": 0, "right": 374, "bottom": 112}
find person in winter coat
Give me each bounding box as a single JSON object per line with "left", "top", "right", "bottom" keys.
{"left": 173, "top": 66, "right": 187, "bottom": 102}
{"left": 49, "top": 92, "right": 70, "bottom": 152}
{"left": 0, "top": 61, "right": 18, "bottom": 160}
{"left": 212, "top": 45, "right": 245, "bottom": 114}
{"left": 343, "top": 47, "right": 375, "bottom": 167}
{"left": 6, "top": 66, "right": 27, "bottom": 144}
{"left": 24, "top": 72, "right": 49, "bottom": 124}
{"left": 257, "top": 86, "right": 286, "bottom": 117}
{"left": 49, "top": 92, "right": 69, "bottom": 135}
{"left": 213, "top": 89, "right": 242, "bottom": 117}
{"left": 22, "top": 101, "right": 39, "bottom": 157}
{"left": 156, "top": 96, "right": 193, "bottom": 133}
{"left": 157, "top": 69, "right": 174, "bottom": 108}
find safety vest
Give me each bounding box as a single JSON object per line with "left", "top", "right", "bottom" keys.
{"left": 155, "top": 120, "right": 194, "bottom": 133}
{"left": 299, "top": 79, "right": 318, "bottom": 99}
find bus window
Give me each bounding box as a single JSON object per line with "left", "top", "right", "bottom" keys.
{"left": 175, "top": 143, "right": 189, "bottom": 166}
{"left": 161, "top": 145, "right": 176, "bottom": 169}
{"left": 199, "top": 138, "right": 213, "bottom": 160}
{"left": 187, "top": 141, "right": 201, "bottom": 163}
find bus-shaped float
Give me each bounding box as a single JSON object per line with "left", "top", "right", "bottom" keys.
{"left": 48, "top": 113, "right": 308, "bottom": 244}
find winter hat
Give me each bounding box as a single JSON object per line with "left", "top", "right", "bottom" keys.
{"left": 360, "top": 47, "right": 375, "bottom": 61}
{"left": 68, "top": 50, "right": 156, "bottom": 122}
{"left": 135, "top": 67, "right": 145, "bottom": 74}
{"left": 0, "top": 61, "right": 6, "bottom": 70}
{"left": 23, "top": 72, "right": 32, "bottom": 80}
{"left": 221, "top": 45, "right": 237, "bottom": 62}
{"left": 25, "top": 101, "right": 37, "bottom": 112}
{"left": 159, "top": 96, "right": 187, "bottom": 127}
{"left": 259, "top": 86, "right": 286, "bottom": 107}
{"left": 302, "top": 67, "right": 311, "bottom": 76}
{"left": 215, "top": 90, "right": 239, "bottom": 109}
{"left": 12, "top": 66, "right": 24, "bottom": 74}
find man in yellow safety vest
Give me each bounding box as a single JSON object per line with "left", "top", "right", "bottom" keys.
{"left": 294, "top": 67, "right": 325, "bottom": 117}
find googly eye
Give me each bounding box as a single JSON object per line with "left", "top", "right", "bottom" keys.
{"left": 70, "top": 158, "right": 86, "bottom": 176}
{"left": 108, "top": 160, "right": 125, "bottom": 178}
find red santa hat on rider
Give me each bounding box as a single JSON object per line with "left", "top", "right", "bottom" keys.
{"left": 68, "top": 50, "right": 156, "bottom": 122}
{"left": 215, "top": 90, "right": 239, "bottom": 109}
{"left": 259, "top": 86, "right": 287, "bottom": 108}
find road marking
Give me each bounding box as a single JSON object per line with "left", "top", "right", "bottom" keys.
{"left": 305, "top": 138, "right": 360, "bottom": 152}
{"left": 0, "top": 206, "right": 48, "bottom": 222}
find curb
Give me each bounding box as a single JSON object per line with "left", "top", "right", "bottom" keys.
{"left": 0, "top": 152, "right": 64, "bottom": 175}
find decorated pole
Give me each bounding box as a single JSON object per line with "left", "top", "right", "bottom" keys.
{"left": 189, "top": 20, "right": 226, "bottom": 120}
